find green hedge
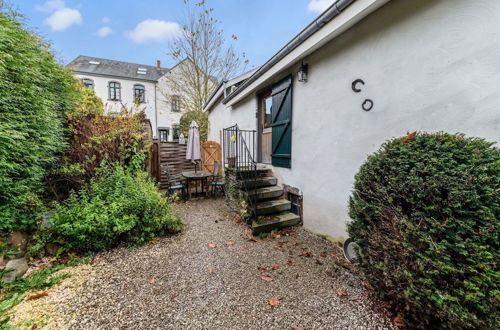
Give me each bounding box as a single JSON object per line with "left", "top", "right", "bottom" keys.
{"left": 44, "top": 165, "right": 183, "bottom": 252}
{"left": 0, "top": 12, "right": 76, "bottom": 232}
{"left": 348, "top": 132, "right": 499, "bottom": 329}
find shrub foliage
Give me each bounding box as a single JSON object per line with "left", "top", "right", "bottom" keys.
{"left": 348, "top": 132, "right": 499, "bottom": 329}
{"left": 0, "top": 13, "right": 76, "bottom": 232}
{"left": 179, "top": 110, "right": 208, "bottom": 142}
{"left": 45, "top": 165, "right": 183, "bottom": 252}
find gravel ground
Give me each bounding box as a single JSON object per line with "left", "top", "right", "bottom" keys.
{"left": 12, "top": 199, "right": 397, "bottom": 329}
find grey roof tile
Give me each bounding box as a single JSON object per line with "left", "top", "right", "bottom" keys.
{"left": 67, "top": 55, "right": 169, "bottom": 82}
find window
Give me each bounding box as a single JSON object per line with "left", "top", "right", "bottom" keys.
{"left": 133, "top": 84, "right": 145, "bottom": 103}
{"left": 263, "top": 93, "right": 272, "bottom": 129}
{"left": 108, "top": 81, "right": 121, "bottom": 101}
{"left": 82, "top": 78, "right": 94, "bottom": 90}
{"left": 158, "top": 128, "right": 169, "bottom": 143}
{"left": 172, "top": 125, "right": 180, "bottom": 141}
{"left": 171, "top": 95, "right": 181, "bottom": 112}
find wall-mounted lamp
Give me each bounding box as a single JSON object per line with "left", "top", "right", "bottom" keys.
{"left": 298, "top": 61, "right": 308, "bottom": 82}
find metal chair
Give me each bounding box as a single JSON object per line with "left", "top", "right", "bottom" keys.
{"left": 164, "top": 166, "right": 186, "bottom": 200}
{"left": 210, "top": 160, "right": 225, "bottom": 198}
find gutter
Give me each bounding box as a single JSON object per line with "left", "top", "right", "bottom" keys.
{"left": 222, "top": 0, "right": 356, "bottom": 104}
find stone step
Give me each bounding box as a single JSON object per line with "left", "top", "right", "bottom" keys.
{"left": 247, "top": 186, "right": 284, "bottom": 200}
{"left": 239, "top": 176, "right": 277, "bottom": 189}
{"left": 236, "top": 168, "right": 271, "bottom": 179}
{"left": 256, "top": 198, "right": 291, "bottom": 216}
{"left": 251, "top": 212, "right": 301, "bottom": 235}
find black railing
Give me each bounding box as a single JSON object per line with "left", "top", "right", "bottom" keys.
{"left": 223, "top": 124, "right": 257, "bottom": 222}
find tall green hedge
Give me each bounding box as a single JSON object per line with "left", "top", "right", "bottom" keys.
{"left": 348, "top": 132, "right": 499, "bottom": 329}
{"left": 0, "top": 13, "right": 76, "bottom": 232}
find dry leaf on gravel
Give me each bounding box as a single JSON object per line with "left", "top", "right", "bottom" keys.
{"left": 269, "top": 297, "right": 280, "bottom": 307}
{"left": 361, "top": 281, "right": 373, "bottom": 289}
{"left": 287, "top": 260, "right": 294, "bottom": 266}
{"left": 239, "top": 246, "right": 248, "bottom": 251}
{"left": 271, "top": 232, "right": 281, "bottom": 239}
{"left": 27, "top": 292, "right": 48, "bottom": 301}
{"left": 271, "top": 265, "right": 280, "bottom": 270}
{"left": 261, "top": 276, "right": 273, "bottom": 282}
{"left": 149, "top": 277, "right": 156, "bottom": 284}
{"left": 337, "top": 290, "right": 348, "bottom": 297}
{"left": 208, "top": 267, "right": 216, "bottom": 274}
{"left": 320, "top": 252, "right": 327, "bottom": 258}
{"left": 208, "top": 243, "right": 217, "bottom": 248}
{"left": 245, "top": 229, "right": 257, "bottom": 242}
{"left": 300, "top": 250, "right": 312, "bottom": 257}
{"left": 335, "top": 260, "right": 353, "bottom": 270}
{"left": 257, "top": 266, "right": 268, "bottom": 272}
{"left": 226, "top": 241, "right": 236, "bottom": 246}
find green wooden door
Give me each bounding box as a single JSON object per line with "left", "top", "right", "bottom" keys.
{"left": 271, "top": 75, "right": 293, "bottom": 168}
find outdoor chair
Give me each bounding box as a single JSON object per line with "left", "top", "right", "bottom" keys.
{"left": 163, "top": 166, "right": 186, "bottom": 200}
{"left": 210, "top": 160, "right": 225, "bottom": 198}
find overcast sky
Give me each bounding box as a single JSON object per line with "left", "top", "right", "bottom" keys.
{"left": 12, "top": 0, "right": 335, "bottom": 71}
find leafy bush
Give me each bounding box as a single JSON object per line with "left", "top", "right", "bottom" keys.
{"left": 46, "top": 165, "right": 183, "bottom": 251}
{"left": 179, "top": 110, "right": 208, "bottom": 142}
{"left": 0, "top": 12, "right": 77, "bottom": 232}
{"left": 348, "top": 132, "right": 499, "bottom": 329}
{"left": 48, "top": 87, "right": 149, "bottom": 198}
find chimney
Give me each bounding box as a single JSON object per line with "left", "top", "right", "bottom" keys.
{"left": 156, "top": 60, "right": 161, "bottom": 69}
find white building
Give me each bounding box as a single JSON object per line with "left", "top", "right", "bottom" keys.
{"left": 205, "top": 0, "right": 500, "bottom": 240}
{"left": 68, "top": 55, "right": 189, "bottom": 141}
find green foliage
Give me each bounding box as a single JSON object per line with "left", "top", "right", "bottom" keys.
{"left": 46, "top": 165, "right": 183, "bottom": 252}
{"left": 348, "top": 132, "right": 499, "bottom": 329}
{"left": 179, "top": 110, "right": 208, "bottom": 142}
{"left": 0, "top": 12, "right": 77, "bottom": 233}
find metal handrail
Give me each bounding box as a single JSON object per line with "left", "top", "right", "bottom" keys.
{"left": 223, "top": 124, "right": 258, "bottom": 222}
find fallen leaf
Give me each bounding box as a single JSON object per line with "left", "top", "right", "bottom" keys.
{"left": 293, "top": 242, "right": 300, "bottom": 246}
{"left": 245, "top": 229, "right": 257, "bottom": 242}
{"left": 261, "top": 276, "right": 273, "bottom": 282}
{"left": 31, "top": 324, "right": 38, "bottom": 330}
{"left": 257, "top": 266, "right": 268, "bottom": 272}
{"left": 361, "top": 281, "right": 373, "bottom": 290}
{"left": 27, "top": 292, "right": 48, "bottom": 301}
{"left": 150, "top": 237, "right": 160, "bottom": 244}
{"left": 320, "top": 252, "right": 327, "bottom": 258}
{"left": 269, "top": 297, "right": 280, "bottom": 307}
{"left": 271, "top": 232, "right": 281, "bottom": 239}
{"left": 272, "top": 265, "right": 280, "bottom": 270}
{"left": 208, "top": 266, "right": 216, "bottom": 273}
{"left": 394, "top": 315, "right": 406, "bottom": 327}
{"left": 335, "top": 260, "right": 353, "bottom": 270}
{"left": 226, "top": 241, "right": 236, "bottom": 246}
{"left": 337, "top": 290, "right": 348, "bottom": 297}
{"left": 287, "top": 260, "right": 294, "bottom": 266}
{"left": 381, "top": 302, "right": 392, "bottom": 309}
{"left": 208, "top": 243, "right": 217, "bottom": 248}
{"left": 239, "top": 246, "right": 248, "bottom": 251}
{"left": 331, "top": 252, "right": 339, "bottom": 260}
{"left": 300, "top": 250, "right": 312, "bottom": 257}
{"left": 149, "top": 277, "right": 156, "bottom": 284}
{"left": 292, "top": 327, "right": 299, "bottom": 330}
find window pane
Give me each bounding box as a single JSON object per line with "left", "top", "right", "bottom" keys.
{"left": 264, "top": 95, "right": 272, "bottom": 128}
{"left": 159, "top": 129, "right": 168, "bottom": 142}
{"left": 134, "top": 85, "right": 145, "bottom": 103}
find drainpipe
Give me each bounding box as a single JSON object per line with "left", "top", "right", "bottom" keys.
{"left": 222, "top": 0, "right": 356, "bottom": 104}
{"left": 154, "top": 82, "right": 158, "bottom": 139}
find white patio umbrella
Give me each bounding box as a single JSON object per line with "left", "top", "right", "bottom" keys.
{"left": 186, "top": 120, "right": 201, "bottom": 172}
{"left": 178, "top": 133, "right": 186, "bottom": 145}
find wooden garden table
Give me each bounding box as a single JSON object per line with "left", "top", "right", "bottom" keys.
{"left": 182, "top": 170, "right": 212, "bottom": 199}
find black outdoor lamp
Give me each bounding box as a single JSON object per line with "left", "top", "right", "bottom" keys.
{"left": 298, "top": 61, "right": 308, "bottom": 82}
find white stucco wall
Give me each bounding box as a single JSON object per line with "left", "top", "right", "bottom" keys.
{"left": 208, "top": 0, "right": 500, "bottom": 239}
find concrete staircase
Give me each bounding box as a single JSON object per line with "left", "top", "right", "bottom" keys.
{"left": 239, "top": 166, "right": 300, "bottom": 235}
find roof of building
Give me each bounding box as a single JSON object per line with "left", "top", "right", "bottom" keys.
{"left": 67, "top": 55, "right": 169, "bottom": 82}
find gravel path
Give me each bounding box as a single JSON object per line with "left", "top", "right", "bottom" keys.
{"left": 19, "top": 199, "right": 397, "bottom": 329}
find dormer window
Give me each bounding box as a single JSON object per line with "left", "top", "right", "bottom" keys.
{"left": 108, "top": 81, "right": 121, "bottom": 101}
{"left": 81, "top": 78, "right": 94, "bottom": 90}
{"left": 171, "top": 95, "right": 182, "bottom": 112}
{"left": 133, "top": 84, "right": 145, "bottom": 103}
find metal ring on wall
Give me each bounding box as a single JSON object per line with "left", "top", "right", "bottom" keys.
{"left": 362, "top": 99, "right": 374, "bottom": 111}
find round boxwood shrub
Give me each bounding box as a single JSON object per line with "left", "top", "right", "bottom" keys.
{"left": 348, "top": 132, "right": 499, "bottom": 329}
